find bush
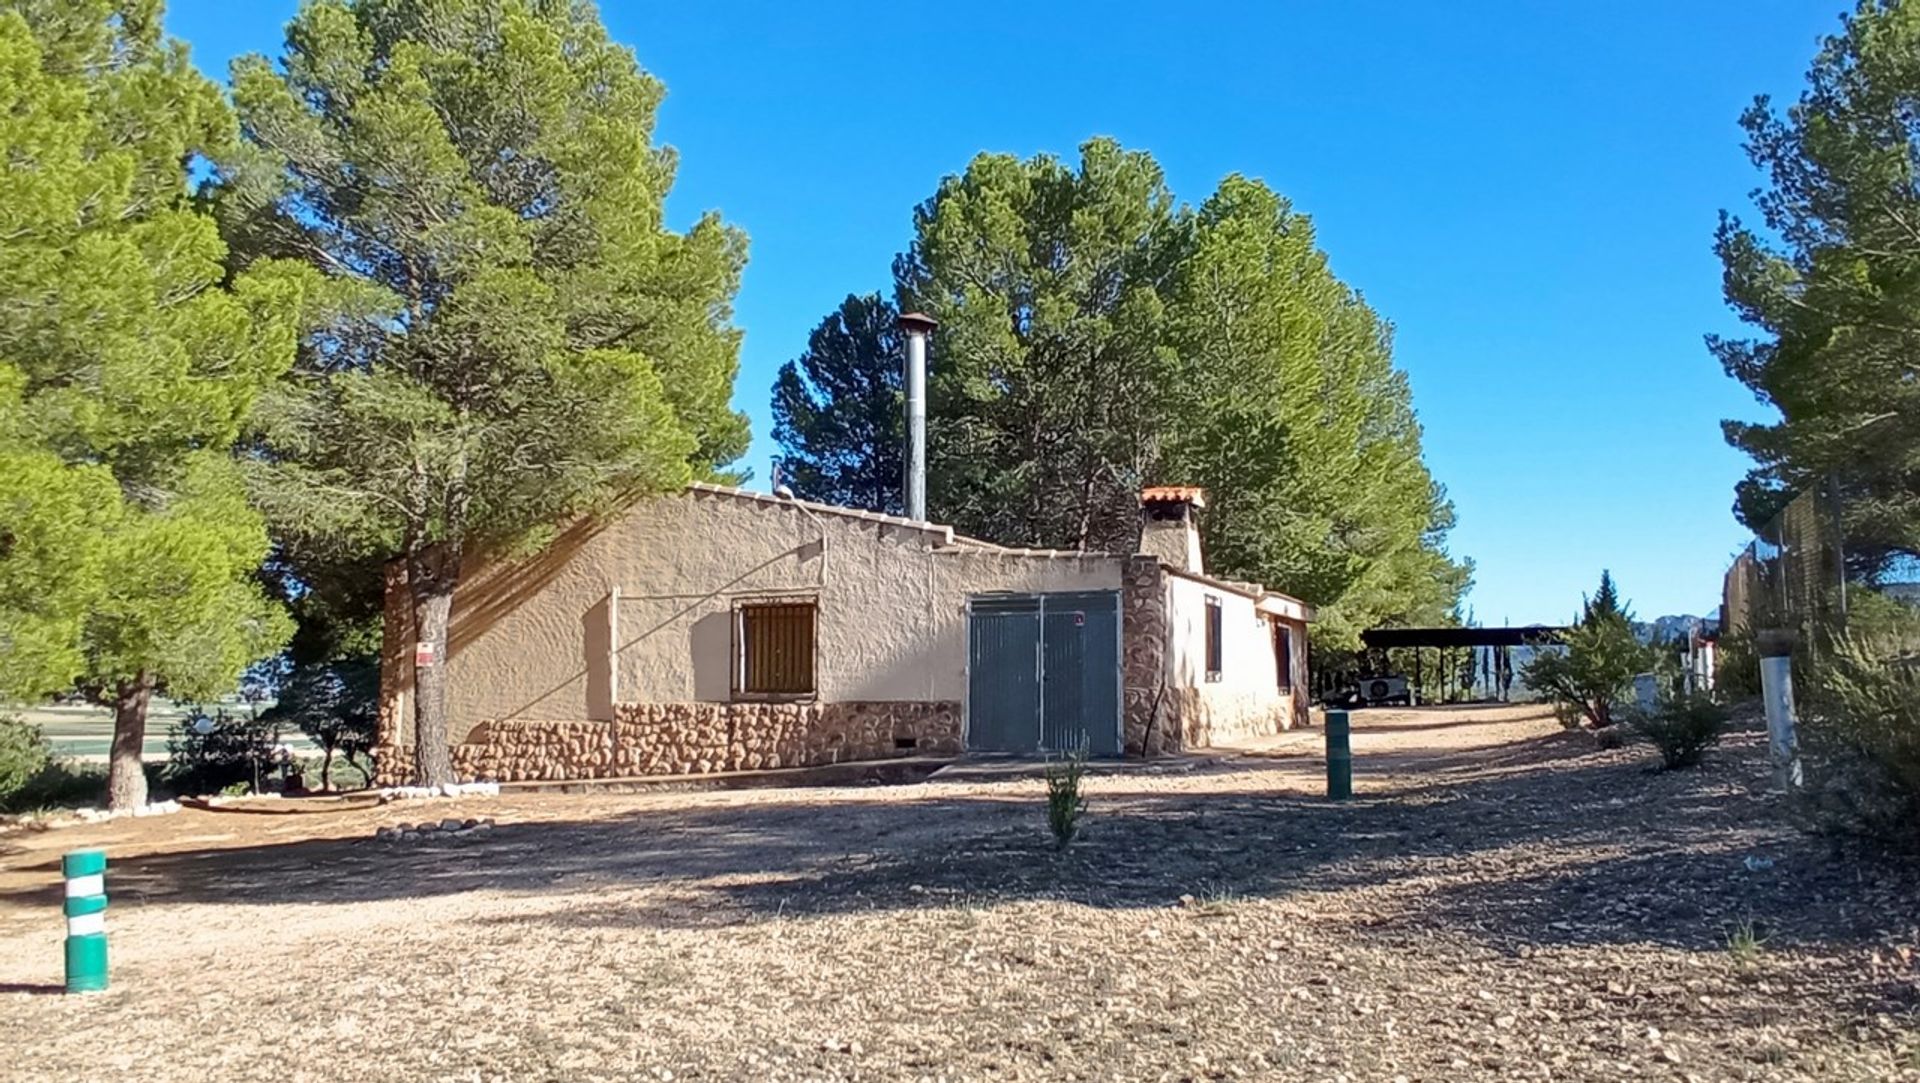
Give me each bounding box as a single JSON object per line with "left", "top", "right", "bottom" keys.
{"left": 1714, "top": 629, "right": 1764, "bottom": 700}
{"left": 1800, "top": 634, "right": 1920, "bottom": 849}
{"left": 165, "top": 707, "right": 290, "bottom": 796}
{"left": 1, "top": 759, "right": 107, "bottom": 814}
{"left": 1044, "top": 749, "right": 1088, "bottom": 850}
{"left": 261, "top": 655, "right": 378, "bottom": 791}
{"left": 1525, "top": 619, "right": 1651, "bottom": 730}
{"left": 1627, "top": 692, "right": 1728, "bottom": 769}
{"left": 0, "top": 716, "right": 51, "bottom": 802}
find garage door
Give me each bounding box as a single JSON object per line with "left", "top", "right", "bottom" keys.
{"left": 965, "top": 591, "right": 1121, "bottom": 756}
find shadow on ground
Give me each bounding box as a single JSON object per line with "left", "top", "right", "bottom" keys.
{"left": 4, "top": 727, "right": 1913, "bottom": 962}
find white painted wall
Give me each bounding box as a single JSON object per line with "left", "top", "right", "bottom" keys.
{"left": 1163, "top": 571, "right": 1303, "bottom": 740}
{"left": 387, "top": 487, "right": 1125, "bottom": 738}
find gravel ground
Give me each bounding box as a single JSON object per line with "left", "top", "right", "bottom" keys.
{"left": 1, "top": 703, "right": 1915, "bottom": 1082}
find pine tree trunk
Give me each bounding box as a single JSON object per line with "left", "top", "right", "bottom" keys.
{"left": 408, "top": 543, "right": 460, "bottom": 787}
{"left": 106, "top": 672, "right": 154, "bottom": 811}
{"left": 320, "top": 739, "right": 336, "bottom": 792}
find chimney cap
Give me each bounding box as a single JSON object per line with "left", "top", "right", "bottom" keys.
{"left": 1140, "top": 485, "right": 1206, "bottom": 509}
{"left": 897, "top": 311, "right": 939, "bottom": 334}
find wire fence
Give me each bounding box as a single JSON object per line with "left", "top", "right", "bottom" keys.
{"left": 1720, "top": 483, "right": 1920, "bottom": 681}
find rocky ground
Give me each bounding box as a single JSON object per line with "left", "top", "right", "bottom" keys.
{"left": 1, "top": 703, "right": 1915, "bottom": 1082}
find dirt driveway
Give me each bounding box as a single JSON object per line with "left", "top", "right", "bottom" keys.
{"left": 1, "top": 704, "right": 1915, "bottom": 1082}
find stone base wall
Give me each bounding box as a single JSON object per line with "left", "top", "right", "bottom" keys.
{"left": 1122, "top": 556, "right": 1177, "bottom": 756}
{"left": 1173, "top": 687, "right": 1293, "bottom": 748}
{"left": 376, "top": 700, "right": 961, "bottom": 786}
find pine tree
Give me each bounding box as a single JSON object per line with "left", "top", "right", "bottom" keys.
{"left": 771, "top": 293, "right": 904, "bottom": 512}
{"left": 896, "top": 139, "right": 1187, "bottom": 553}
{"left": 1527, "top": 570, "right": 1649, "bottom": 729}
{"left": 223, "top": 0, "right": 748, "bottom": 785}
{"left": 0, "top": 0, "right": 302, "bottom": 809}
{"left": 891, "top": 139, "right": 1468, "bottom": 645}
{"left": 1712, "top": 1, "right": 1920, "bottom": 563}
{"left": 1163, "top": 174, "right": 1470, "bottom": 645}
{"left": 1584, "top": 569, "right": 1626, "bottom": 624}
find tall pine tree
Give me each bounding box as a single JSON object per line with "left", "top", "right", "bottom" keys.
{"left": 1164, "top": 174, "right": 1469, "bottom": 645}
{"left": 223, "top": 0, "right": 748, "bottom": 785}
{"left": 0, "top": 0, "right": 302, "bottom": 808}
{"left": 770, "top": 293, "right": 904, "bottom": 512}
{"left": 885, "top": 138, "right": 1467, "bottom": 646}
{"left": 1713, "top": 1, "right": 1920, "bottom": 566}
{"left": 896, "top": 139, "right": 1187, "bottom": 553}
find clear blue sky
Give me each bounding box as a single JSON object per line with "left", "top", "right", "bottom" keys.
{"left": 164, "top": 0, "right": 1836, "bottom": 625}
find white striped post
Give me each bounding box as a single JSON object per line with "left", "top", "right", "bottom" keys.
{"left": 62, "top": 849, "right": 108, "bottom": 993}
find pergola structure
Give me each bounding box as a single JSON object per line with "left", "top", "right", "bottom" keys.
{"left": 1358, "top": 625, "right": 1567, "bottom": 703}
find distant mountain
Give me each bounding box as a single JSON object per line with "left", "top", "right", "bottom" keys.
{"left": 1635, "top": 614, "right": 1705, "bottom": 645}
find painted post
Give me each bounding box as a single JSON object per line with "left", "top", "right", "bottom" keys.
{"left": 1755, "top": 630, "right": 1803, "bottom": 790}
{"left": 62, "top": 849, "right": 108, "bottom": 993}
{"left": 1325, "top": 709, "right": 1352, "bottom": 800}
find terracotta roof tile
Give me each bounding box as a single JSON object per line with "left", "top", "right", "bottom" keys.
{"left": 1139, "top": 485, "right": 1207, "bottom": 507}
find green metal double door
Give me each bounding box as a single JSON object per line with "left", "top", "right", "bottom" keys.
{"left": 965, "top": 591, "right": 1122, "bottom": 756}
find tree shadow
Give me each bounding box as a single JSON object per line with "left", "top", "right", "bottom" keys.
{"left": 4, "top": 729, "right": 1912, "bottom": 967}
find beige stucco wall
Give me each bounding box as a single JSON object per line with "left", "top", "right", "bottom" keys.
{"left": 1163, "top": 570, "right": 1307, "bottom": 743}
{"left": 384, "top": 487, "right": 1126, "bottom": 743}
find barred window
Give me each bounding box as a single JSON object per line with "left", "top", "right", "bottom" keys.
{"left": 736, "top": 601, "right": 816, "bottom": 696}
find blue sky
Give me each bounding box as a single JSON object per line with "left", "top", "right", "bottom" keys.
{"left": 164, "top": 1, "right": 1835, "bottom": 625}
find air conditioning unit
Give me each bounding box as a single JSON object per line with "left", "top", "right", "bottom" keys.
{"left": 1360, "top": 675, "right": 1410, "bottom": 706}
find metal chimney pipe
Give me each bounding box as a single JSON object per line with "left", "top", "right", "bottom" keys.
{"left": 897, "top": 312, "right": 937, "bottom": 520}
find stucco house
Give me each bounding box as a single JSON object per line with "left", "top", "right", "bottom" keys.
{"left": 375, "top": 484, "right": 1312, "bottom": 784}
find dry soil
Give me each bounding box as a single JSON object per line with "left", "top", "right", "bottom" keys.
{"left": 1, "top": 703, "right": 1915, "bottom": 1082}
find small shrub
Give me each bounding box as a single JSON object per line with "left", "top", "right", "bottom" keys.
{"left": 2, "top": 759, "right": 107, "bottom": 814}
{"left": 262, "top": 655, "right": 378, "bottom": 791}
{"left": 1044, "top": 748, "right": 1088, "bottom": 850}
{"left": 1725, "top": 914, "right": 1769, "bottom": 969}
{"left": 1627, "top": 692, "right": 1728, "bottom": 769}
{"left": 165, "top": 707, "right": 289, "bottom": 796}
{"left": 1523, "top": 571, "right": 1654, "bottom": 729}
{"left": 0, "top": 716, "right": 51, "bottom": 802}
{"left": 1799, "top": 633, "right": 1920, "bottom": 849}
{"left": 1714, "top": 629, "right": 1763, "bottom": 700}
{"left": 1187, "top": 882, "right": 1243, "bottom": 915}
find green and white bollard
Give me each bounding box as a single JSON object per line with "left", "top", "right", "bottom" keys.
{"left": 62, "top": 849, "right": 108, "bottom": 993}
{"left": 1325, "top": 709, "right": 1353, "bottom": 800}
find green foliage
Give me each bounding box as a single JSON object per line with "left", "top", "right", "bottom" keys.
{"left": 1712, "top": 3, "right": 1920, "bottom": 558}
{"left": 1044, "top": 748, "right": 1089, "bottom": 850}
{"left": 0, "top": 758, "right": 106, "bottom": 814}
{"left": 1524, "top": 571, "right": 1653, "bottom": 729}
{"left": 882, "top": 140, "right": 1466, "bottom": 647}
{"left": 165, "top": 707, "right": 287, "bottom": 796}
{"left": 261, "top": 654, "right": 378, "bottom": 790}
{"left": 0, "top": 0, "right": 302, "bottom": 808}
{"left": 225, "top": 0, "right": 748, "bottom": 561}
{"left": 1161, "top": 175, "right": 1471, "bottom": 647}
{"left": 0, "top": 715, "right": 50, "bottom": 801}
{"left": 1725, "top": 914, "right": 1769, "bottom": 970}
{"left": 1585, "top": 571, "right": 1625, "bottom": 623}
{"left": 223, "top": 0, "right": 749, "bottom": 784}
{"left": 1801, "top": 628, "right": 1920, "bottom": 849}
{"left": 1715, "top": 628, "right": 1764, "bottom": 699}
{"left": 1627, "top": 692, "right": 1729, "bottom": 770}
{"left": 771, "top": 294, "right": 905, "bottom": 513}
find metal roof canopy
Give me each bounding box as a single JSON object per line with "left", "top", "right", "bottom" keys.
{"left": 1360, "top": 626, "right": 1567, "bottom": 650}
